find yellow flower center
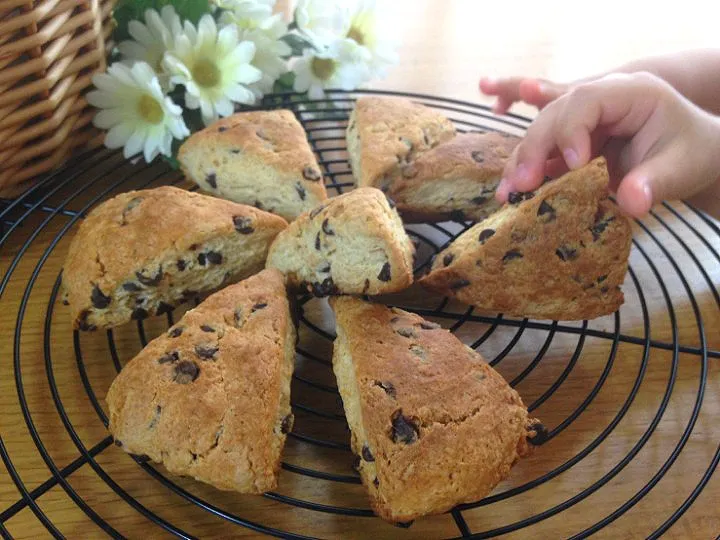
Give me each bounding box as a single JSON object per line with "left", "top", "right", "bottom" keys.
{"left": 193, "top": 58, "right": 221, "bottom": 88}
{"left": 347, "top": 26, "right": 365, "bottom": 46}
{"left": 311, "top": 57, "right": 337, "bottom": 81}
{"left": 137, "top": 94, "right": 164, "bottom": 124}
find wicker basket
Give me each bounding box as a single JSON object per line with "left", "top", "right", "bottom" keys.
{"left": 0, "top": 0, "right": 115, "bottom": 197}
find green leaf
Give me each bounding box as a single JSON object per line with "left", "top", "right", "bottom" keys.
{"left": 113, "top": 0, "right": 210, "bottom": 42}
{"left": 272, "top": 71, "right": 296, "bottom": 93}
{"left": 280, "top": 33, "right": 312, "bottom": 57}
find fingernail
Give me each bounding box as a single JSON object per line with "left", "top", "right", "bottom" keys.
{"left": 563, "top": 148, "right": 580, "bottom": 169}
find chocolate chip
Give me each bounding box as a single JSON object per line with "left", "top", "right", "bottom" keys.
{"left": 471, "top": 150, "right": 484, "bottom": 163}
{"left": 478, "top": 228, "right": 495, "bottom": 244}
{"left": 390, "top": 316, "right": 400, "bottom": 324}
{"left": 155, "top": 302, "right": 173, "bottom": 315}
{"left": 362, "top": 444, "right": 374, "bottom": 462}
{"left": 591, "top": 216, "right": 615, "bottom": 241}
{"left": 131, "top": 308, "right": 148, "bottom": 320}
{"left": 121, "top": 197, "right": 143, "bottom": 224}
{"left": 200, "top": 324, "right": 214, "bottom": 332}
{"left": 176, "top": 259, "right": 187, "bottom": 271}
{"left": 254, "top": 200, "right": 264, "bottom": 210}
{"left": 197, "top": 253, "right": 207, "bottom": 266}
{"left": 352, "top": 455, "right": 361, "bottom": 472}
{"left": 195, "top": 344, "right": 219, "bottom": 360}
{"left": 206, "top": 173, "right": 217, "bottom": 189}
{"left": 374, "top": 380, "right": 396, "bottom": 398}
{"left": 230, "top": 148, "right": 240, "bottom": 154}
{"left": 218, "top": 126, "right": 228, "bottom": 132}
{"left": 77, "top": 310, "right": 96, "bottom": 331}
{"left": 158, "top": 351, "right": 179, "bottom": 364}
{"left": 206, "top": 251, "right": 222, "bottom": 265}
{"left": 390, "top": 410, "right": 419, "bottom": 444}
{"left": 396, "top": 327, "right": 416, "bottom": 338}
{"left": 281, "top": 414, "right": 294, "bottom": 434}
{"left": 503, "top": 250, "right": 523, "bottom": 262}
{"left": 315, "top": 232, "right": 321, "bottom": 251}
{"left": 252, "top": 302, "right": 267, "bottom": 312}
{"left": 373, "top": 477, "right": 380, "bottom": 488}
{"left": 555, "top": 245, "right": 578, "bottom": 262}
{"left": 189, "top": 244, "right": 199, "bottom": 251}
{"left": 440, "top": 253, "right": 454, "bottom": 268}
{"left": 527, "top": 421, "right": 549, "bottom": 446}
{"left": 311, "top": 277, "right": 337, "bottom": 297}
{"left": 302, "top": 166, "right": 321, "bottom": 181}
{"left": 168, "top": 327, "right": 183, "bottom": 338}
{"left": 450, "top": 279, "right": 471, "bottom": 290}
{"left": 597, "top": 274, "right": 608, "bottom": 283}
{"left": 62, "top": 298, "right": 70, "bottom": 306}
{"left": 401, "top": 164, "right": 418, "bottom": 178}
{"left": 233, "top": 307, "right": 244, "bottom": 327}
{"left": 233, "top": 215, "right": 254, "bottom": 234}
{"left": 377, "top": 262, "right": 391, "bottom": 282}
{"left": 321, "top": 218, "right": 334, "bottom": 235}
{"left": 114, "top": 439, "right": 123, "bottom": 447}
{"left": 409, "top": 344, "right": 426, "bottom": 360}
{"left": 319, "top": 262, "right": 331, "bottom": 273}
{"left": 363, "top": 279, "right": 370, "bottom": 294}
{"left": 537, "top": 200, "right": 556, "bottom": 221}
{"left": 508, "top": 191, "right": 535, "bottom": 204}
{"left": 309, "top": 205, "right": 326, "bottom": 219}
{"left": 91, "top": 285, "right": 111, "bottom": 309}
{"left": 419, "top": 321, "right": 440, "bottom": 330}
{"left": 600, "top": 286, "right": 609, "bottom": 294}
{"left": 449, "top": 209, "right": 466, "bottom": 222}
{"left": 295, "top": 182, "right": 306, "bottom": 200}
{"left": 471, "top": 195, "right": 488, "bottom": 205}
{"left": 136, "top": 267, "right": 162, "bottom": 286}
{"left": 120, "top": 281, "right": 140, "bottom": 293}
{"left": 174, "top": 361, "right": 199, "bottom": 384}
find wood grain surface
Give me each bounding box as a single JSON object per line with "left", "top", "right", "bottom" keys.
{"left": 2, "top": 1, "right": 719, "bottom": 538}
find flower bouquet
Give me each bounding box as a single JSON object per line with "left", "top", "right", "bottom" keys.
{"left": 89, "top": 0, "right": 397, "bottom": 164}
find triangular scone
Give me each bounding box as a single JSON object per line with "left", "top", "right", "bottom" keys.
{"left": 106, "top": 269, "right": 296, "bottom": 494}
{"left": 178, "top": 109, "right": 327, "bottom": 221}
{"left": 62, "top": 186, "right": 287, "bottom": 331}
{"left": 346, "top": 96, "right": 456, "bottom": 189}
{"left": 386, "top": 131, "right": 521, "bottom": 223}
{"left": 331, "top": 296, "right": 539, "bottom": 523}
{"left": 420, "top": 157, "right": 632, "bottom": 320}
{"left": 266, "top": 187, "right": 415, "bottom": 296}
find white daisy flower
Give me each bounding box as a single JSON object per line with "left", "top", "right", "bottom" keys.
{"left": 87, "top": 62, "right": 189, "bottom": 162}
{"left": 163, "top": 14, "right": 262, "bottom": 125}
{"left": 342, "top": 0, "right": 398, "bottom": 80}
{"left": 294, "top": 0, "right": 348, "bottom": 47}
{"left": 215, "top": 0, "right": 275, "bottom": 30}
{"left": 292, "top": 40, "right": 364, "bottom": 100}
{"left": 118, "top": 6, "right": 182, "bottom": 72}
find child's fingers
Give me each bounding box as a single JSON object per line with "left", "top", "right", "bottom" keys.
{"left": 518, "top": 79, "right": 567, "bottom": 109}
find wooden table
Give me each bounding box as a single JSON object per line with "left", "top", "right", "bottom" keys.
{"left": 2, "top": 1, "right": 719, "bottom": 538}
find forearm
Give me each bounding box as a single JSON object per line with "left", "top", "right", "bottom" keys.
{"left": 581, "top": 49, "right": 720, "bottom": 114}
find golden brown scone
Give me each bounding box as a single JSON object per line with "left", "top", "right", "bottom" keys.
{"left": 266, "top": 187, "right": 415, "bottom": 296}
{"left": 419, "top": 157, "right": 632, "bottom": 320}
{"left": 387, "top": 131, "right": 521, "bottom": 223}
{"left": 346, "top": 96, "right": 456, "bottom": 190}
{"left": 178, "top": 109, "right": 327, "bottom": 221}
{"left": 62, "top": 186, "right": 287, "bottom": 331}
{"left": 106, "top": 269, "right": 296, "bottom": 494}
{"left": 331, "top": 296, "right": 540, "bottom": 523}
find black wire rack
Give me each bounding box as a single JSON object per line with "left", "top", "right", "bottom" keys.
{"left": 1, "top": 90, "right": 719, "bottom": 539}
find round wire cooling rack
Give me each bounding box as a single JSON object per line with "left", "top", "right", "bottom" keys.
{"left": 1, "top": 90, "right": 719, "bottom": 539}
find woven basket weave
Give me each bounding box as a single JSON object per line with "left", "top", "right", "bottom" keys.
{"left": 0, "top": 0, "right": 115, "bottom": 197}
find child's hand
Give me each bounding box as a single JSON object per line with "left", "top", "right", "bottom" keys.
{"left": 479, "top": 76, "right": 568, "bottom": 114}
{"left": 492, "top": 72, "right": 720, "bottom": 218}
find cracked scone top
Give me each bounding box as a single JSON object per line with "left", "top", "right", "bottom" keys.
{"left": 266, "top": 187, "right": 415, "bottom": 296}
{"left": 178, "top": 109, "right": 328, "bottom": 221}
{"left": 62, "top": 185, "right": 287, "bottom": 330}
{"left": 346, "top": 96, "right": 456, "bottom": 190}
{"left": 330, "top": 296, "right": 540, "bottom": 523}
{"left": 106, "top": 268, "right": 296, "bottom": 494}
{"left": 420, "top": 157, "right": 633, "bottom": 320}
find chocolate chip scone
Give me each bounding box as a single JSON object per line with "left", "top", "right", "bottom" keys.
{"left": 331, "top": 296, "right": 540, "bottom": 523}
{"left": 178, "top": 109, "right": 327, "bottom": 221}
{"left": 106, "top": 268, "right": 296, "bottom": 493}
{"left": 266, "top": 187, "right": 415, "bottom": 296}
{"left": 387, "top": 131, "right": 521, "bottom": 223}
{"left": 62, "top": 185, "right": 287, "bottom": 330}
{"left": 420, "top": 157, "right": 632, "bottom": 320}
{"left": 346, "top": 96, "right": 456, "bottom": 190}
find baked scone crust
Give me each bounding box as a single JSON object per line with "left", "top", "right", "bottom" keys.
{"left": 331, "top": 296, "right": 537, "bottom": 523}
{"left": 420, "top": 157, "right": 632, "bottom": 320}
{"left": 62, "top": 185, "right": 287, "bottom": 330}
{"left": 106, "top": 269, "right": 296, "bottom": 494}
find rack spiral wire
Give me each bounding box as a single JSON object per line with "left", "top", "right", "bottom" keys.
{"left": 1, "top": 90, "right": 719, "bottom": 539}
